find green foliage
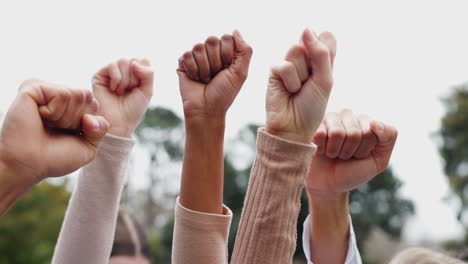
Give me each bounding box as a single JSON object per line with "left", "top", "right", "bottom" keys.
{"left": 137, "top": 107, "right": 182, "bottom": 133}
{"left": 159, "top": 216, "right": 175, "bottom": 263}
{"left": 348, "top": 168, "right": 414, "bottom": 249}
{"left": 135, "top": 107, "right": 415, "bottom": 263}
{"left": 440, "top": 84, "right": 468, "bottom": 231}
{"left": 0, "top": 181, "right": 70, "bottom": 264}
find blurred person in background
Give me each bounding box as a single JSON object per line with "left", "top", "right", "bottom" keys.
{"left": 109, "top": 210, "right": 152, "bottom": 264}
{"left": 390, "top": 247, "right": 466, "bottom": 264}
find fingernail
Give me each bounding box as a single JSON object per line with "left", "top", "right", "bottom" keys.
{"left": 100, "top": 119, "right": 110, "bottom": 130}
{"left": 89, "top": 116, "right": 101, "bottom": 130}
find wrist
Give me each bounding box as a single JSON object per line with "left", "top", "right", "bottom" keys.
{"left": 108, "top": 126, "right": 135, "bottom": 138}
{"left": 308, "top": 191, "right": 350, "bottom": 239}
{"left": 180, "top": 114, "right": 226, "bottom": 214}
{"left": 0, "top": 149, "right": 35, "bottom": 217}
{"left": 308, "top": 191, "right": 350, "bottom": 264}
{"left": 185, "top": 115, "right": 226, "bottom": 136}
{"left": 308, "top": 191, "right": 349, "bottom": 210}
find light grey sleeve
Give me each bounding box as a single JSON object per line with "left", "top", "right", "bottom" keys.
{"left": 52, "top": 134, "right": 134, "bottom": 264}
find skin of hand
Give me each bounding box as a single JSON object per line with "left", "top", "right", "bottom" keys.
{"left": 92, "top": 58, "right": 154, "bottom": 138}
{"left": 306, "top": 109, "right": 398, "bottom": 264}
{"left": 306, "top": 109, "right": 398, "bottom": 197}
{"left": 177, "top": 30, "right": 253, "bottom": 119}
{"left": 0, "top": 79, "right": 109, "bottom": 216}
{"left": 266, "top": 29, "right": 337, "bottom": 144}
{"left": 177, "top": 30, "right": 253, "bottom": 214}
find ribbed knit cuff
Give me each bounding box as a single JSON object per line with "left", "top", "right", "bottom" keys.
{"left": 231, "top": 128, "right": 317, "bottom": 264}
{"left": 175, "top": 197, "right": 232, "bottom": 230}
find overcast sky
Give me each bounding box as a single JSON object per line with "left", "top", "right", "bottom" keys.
{"left": 1, "top": 0, "right": 467, "bottom": 243}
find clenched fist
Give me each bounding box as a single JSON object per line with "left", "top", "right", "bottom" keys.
{"left": 306, "top": 109, "right": 398, "bottom": 198}
{"left": 92, "top": 58, "right": 154, "bottom": 138}
{"left": 177, "top": 30, "right": 253, "bottom": 120}
{"left": 266, "top": 29, "right": 336, "bottom": 144}
{"left": 0, "top": 79, "right": 109, "bottom": 187}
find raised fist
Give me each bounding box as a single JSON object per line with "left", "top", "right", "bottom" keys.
{"left": 305, "top": 109, "right": 398, "bottom": 197}
{"left": 266, "top": 29, "right": 336, "bottom": 144}
{"left": 0, "top": 79, "right": 109, "bottom": 185}
{"left": 177, "top": 30, "right": 253, "bottom": 120}
{"left": 92, "top": 58, "right": 154, "bottom": 138}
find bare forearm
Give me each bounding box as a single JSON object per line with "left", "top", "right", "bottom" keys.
{"left": 179, "top": 116, "right": 226, "bottom": 214}
{"left": 0, "top": 155, "right": 34, "bottom": 217}
{"left": 308, "top": 192, "right": 350, "bottom": 264}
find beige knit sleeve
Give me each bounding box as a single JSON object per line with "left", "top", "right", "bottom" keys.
{"left": 172, "top": 197, "right": 233, "bottom": 264}
{"left": 231, "top": 128, "right": 316, "bottom": 264}
{"left": 52, "top": 134, "right": 134, "bottom": 264}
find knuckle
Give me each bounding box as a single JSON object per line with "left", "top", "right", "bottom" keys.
{"left": 183, "top": 51, "right": 193, "bottom": 60}
{"left": 329, "top": 128, "right": 345, "bottom": 140}
{"left": 290, "top": 44, "right": 304, "bottom": 54}
{"left": 59, "top": 89, "right": 72, "bottom": 101}
{"left": 205, "top": 36, "right": 219, "bottom": 46}
{"left": 19, "top": 78, "right": 42, "bottom": 92}
{"left": 244, "top": 45, "right": 253, "bottom": 55}
{"left": 73, "top": 90, "right": 86, "bottom": 104}
{"left": 84, "top": 90, "right": 93, "bottom": 103}
{"left": 315, "top": 45, "right": 330, "bottom": 58}
{"left": 117, "top": 58, "right": 130, "bottom": 66}
{"left": 140, "top": 58, "right": 151, "bottom": 66}
{"left": 221, "top": 34, "right": 232, "bottom": 41}
{"left": 314, "top": 131, "right": 327, "bottom": 142}
{"left": 347, "top": 129, "right": 362, "bottom": 141}
{"left": 283, "top": 61, "right": 295, "bottom": 73}
{"left": 193, "top": 43, "right": 205, "bottom": 53}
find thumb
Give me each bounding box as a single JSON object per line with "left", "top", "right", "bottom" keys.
{"left": 231, "top": 30, "right": 253, "bottom": 80}
{"left": 370, "top": 120, "right": 398, "bottom": 172}
{"left": 176, "top": 68, "right": 193, "bottom": 87}
{"left": 81, "top": 114, "right": 110, "bottom": 148}
{"left": 131, "top": 60, "right": 154, "bottom": 100}
{"left": 301, "top": 29, "right": 334, "bottom": 91}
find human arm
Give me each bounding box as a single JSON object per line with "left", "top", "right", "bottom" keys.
{"left": 171, "top": 30, "right": 253, "bottom": 264}
{"left": 0, "top": 79, "right": 108, "bottom": 217}
{"left": 304, "top": 110, "right": 397, "bottom": 264}
{"left": 231, "top": 29, "right": 337, "bottom": 264}
{"left": 51, "top": 59, "right": 153, "bottom": 264}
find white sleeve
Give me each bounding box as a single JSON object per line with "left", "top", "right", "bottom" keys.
{"left": 302, "top": 214, "right": 362, "bottom": 264}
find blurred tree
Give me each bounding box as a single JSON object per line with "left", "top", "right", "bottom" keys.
{"left": 131, "top": 109, "right": 415, "bottom": 263}
{"left": 348, "top": 167, "right": 414, "bottom": 264}
{"left": 123, "top": 106, "right": 184, "bottom": 264}
{"left": 0, "top": 182, "right": 70, "bottom": 264}
{"left": 129, "top": 106, "right": 184, "bottom": 230}
{"left": 227, "top": 125, "right": 414, "bottom": 263}
{"left": 440, "top": 83, "right": 468, "bottom": 244}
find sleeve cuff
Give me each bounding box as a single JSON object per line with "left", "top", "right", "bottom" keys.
{"left": 99, "top": 134, "right": 135, "bottom": 152}
{"left": 175, "top": 197, "right": 233, "bottom": 230}
{"left": 256, "top": 128, "right": 317, "bottom": 163}
{"left": 302, "top": 214, "right": 362, "bottom": 264}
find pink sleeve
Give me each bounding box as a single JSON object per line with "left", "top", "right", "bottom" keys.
{"left": 231, "top": 128, "right": 316, "bottom": 264}
{"left": 52, "top": 134, "right": 134, "bottom": 264}
{"left": 172, "top": 197, "right": 232, "bottom": 264}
